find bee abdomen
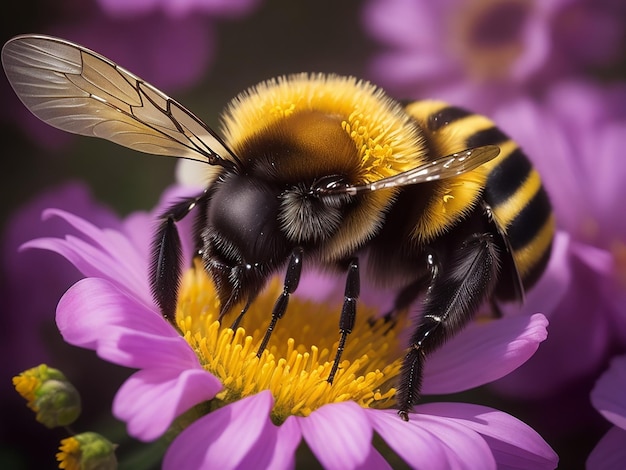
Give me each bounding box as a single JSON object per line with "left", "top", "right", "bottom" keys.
{"left": 466, "top": 127, "right": 554, "bottom": 291}
{"left": 406, "top": 100, "right": 554, "bottom": 292}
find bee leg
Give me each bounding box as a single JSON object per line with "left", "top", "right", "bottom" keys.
{"left": 229, "top": 298, "right": 252, "bottom": 330}
{"left": 397, "top": 233, "right": 500, "bottom": 421}
{"left": 257, "top": 247, "right": 304, "bottom": 356}
{"left": 328, "top": 258, "right": 359, "bottom": 383}
{"left": 150, "top": 190, "right": 209, "bottom": 324}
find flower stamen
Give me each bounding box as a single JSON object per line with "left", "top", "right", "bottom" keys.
{"left": 177, "top": 261, "right": 405, "bottom": 423}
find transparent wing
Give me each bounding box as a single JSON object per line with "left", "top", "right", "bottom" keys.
{"left": 2, "top": 34, "right": 235, "bottom": 166}
{"left": 334, "top": 145, "right": 500, "bottom": 195}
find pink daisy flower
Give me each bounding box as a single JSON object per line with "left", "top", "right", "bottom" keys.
{"left": 23, "top": 188, "right": 558, "bottom": 468}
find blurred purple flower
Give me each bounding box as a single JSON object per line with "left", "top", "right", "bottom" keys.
{"left": 49, "top": 13, "right": 215, "bottom": 92}
{"left": 588, "top": 355, "right": 626, "bottom": 468}
{"left": 6, "top": 14, "right": 213, "bottom": 151}
{"left": 97, "top": 0, "right": 261, "bottom": 18}
{"left": 22, "top": 188, "right": 558, "bottom": 468}
{"left": 363, "top": 0, "right": 624, "bottom": 110}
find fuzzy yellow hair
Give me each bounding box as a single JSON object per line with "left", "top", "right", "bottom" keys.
{"left": 220, "top": 73, "right": 427, "bottom": 182}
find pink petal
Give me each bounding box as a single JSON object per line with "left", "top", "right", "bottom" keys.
{"left": 44, "top": 209, "right": 144, "bottom": 271}
{"left": 163, "top": 391, "right": 278, "bottom": 468}
{"left": 416, "top": 402, "right": 558, "bottom": 469}
{"left": 300, "top": 402, "right": 373, "bottom": 470}
{"left": 114, "top": 367, "right": 222, "bottom": 441}
{"left": 360, "top": 448, "right": 393, "bottom": 469}
{"left": 494, "top": 239, "right": 615, "bottom": 398}
{"left": 368, "top": 409, "right": 456, "bottom": 467}
{"left": 56, "top": 278, "right": 198, "bottom": 369}
{"left": 423, "top": 314, "right": 549, "bottom": 394}
{"left": 1, "top": 183, "right": 122, "bottom": 371}
{"left": 591, "top": 355, "right": 626, "bottom": 430}
{"left": 263, "top": 416, "right": 301, "bottom": 470}
{"left": 119, "top": 211, "right": 153, "bottom": 261}
{"left": 24, "top": 209, "right": 152, "bottom": 306}
{"left": 370, "top": 408, "right": 496, "bottom": 469}
{"left": 57, "top": 278, "right": 170, "bottom": 339}
{"left": 587, "top": 426, "right": 626, "bottom": 470}
{"left": 234, "top": 416, "right": 303, "bottom": 470}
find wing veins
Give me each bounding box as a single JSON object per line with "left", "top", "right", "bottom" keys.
{"left": 2, "top": 34, "right": 239, "bottom": 167}
{"left": 79, "top": 50, "right": 142, "bottom": 106}
{"left": 64, "top": 53, "right": 219, "bottom": 163}
{"left": 82, "top": 81, "right": 215, "bottom": 162}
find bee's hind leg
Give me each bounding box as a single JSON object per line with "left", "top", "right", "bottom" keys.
{"left": 396, "top": 232, "right": 501, "bottom": 421}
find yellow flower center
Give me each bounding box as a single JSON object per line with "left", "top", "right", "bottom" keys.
{"left": 176, "top": 261, "right": 406, "bottom": 423}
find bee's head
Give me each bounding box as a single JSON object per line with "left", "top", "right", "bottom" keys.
{"left": 201, "top": 168, "right": 358, "bottom": 315}
{"left": 202, "top": 172, "right": 292, "bottom": 315}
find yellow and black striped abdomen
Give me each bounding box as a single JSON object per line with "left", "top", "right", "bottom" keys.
{"left": 405, "top": 100, "right": 554, "bottom": 293}
{"left": 479, "top": 132, "right": 554, "bottom": 290}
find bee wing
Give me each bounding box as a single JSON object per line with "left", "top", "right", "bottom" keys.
{"left": 1, "top": 34, "right": 235, "bottom": 166}
{"left": 339, "top": 145, "right": 500, "bottom": 195}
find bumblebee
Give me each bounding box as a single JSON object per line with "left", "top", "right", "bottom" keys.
{"left": 2, "top": 35, "right": 554, "bottom": 420}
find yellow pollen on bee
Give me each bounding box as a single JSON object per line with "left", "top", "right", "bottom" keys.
{"left": 342, "top": 110, "right": 397, "bottom": 179}
{"left": 222, "top": 74, "right": 426, "bottom": 185}
{"left": 176, "top": 261, "right": 404, "bottom": 422}
{"left": 270, "top": 103, "right": 296, "bottom": 118}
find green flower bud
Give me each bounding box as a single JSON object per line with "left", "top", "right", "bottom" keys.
{"left": 13, "top": 364, "right": 81, "bottom": 428}
{"left": 57, "top": 432, "right": 117, "bottom": 470}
